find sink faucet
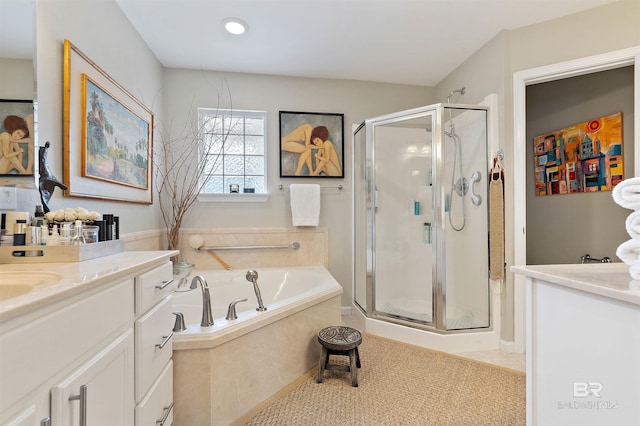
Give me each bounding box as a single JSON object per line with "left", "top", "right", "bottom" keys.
{"left": 245, "top": 270, "right": 267, "bottom": 312}
{"left": 190, "top": 275, "right": 214, "bottom": 326}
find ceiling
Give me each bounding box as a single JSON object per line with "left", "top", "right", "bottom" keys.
{"left": 115, "top": 0, "right": 618, "bottom": 86}
{"left": 1, "top": 0, "right": 620, "bottom": 86}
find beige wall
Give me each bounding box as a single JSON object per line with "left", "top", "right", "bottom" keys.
{"left": 0, "top": 59, "right": 34, "bottom": 100}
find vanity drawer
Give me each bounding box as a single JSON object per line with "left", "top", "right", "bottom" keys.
{"left": 135, "top": 261, "right": 174, "bottom": 316}
{"left": 135, "top": 295, "right": 174, "bottom": 401}
{"left": 135, "top": 360, "right": 173, "bottom": 426}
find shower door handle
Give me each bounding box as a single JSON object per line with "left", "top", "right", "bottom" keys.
{"left": 374, "top": 187, "right": 379, "bottom": 212}
{"left": 470, "top": 171, "right": 482, "bottom": 206}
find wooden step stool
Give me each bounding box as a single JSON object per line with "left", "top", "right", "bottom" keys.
{"left": 316, "top": 326, "right": 362, "bottom": 387}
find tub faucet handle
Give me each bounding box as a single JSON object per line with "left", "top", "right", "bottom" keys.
{"left": 172, "top": 312, "right": 186, "bottom": 332}
{"left": 225, "top": 298, "right": 248, "bottom": 321}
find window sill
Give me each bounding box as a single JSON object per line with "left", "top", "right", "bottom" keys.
{"left": 197, "top": 193, "right": 270, "bottom": 203}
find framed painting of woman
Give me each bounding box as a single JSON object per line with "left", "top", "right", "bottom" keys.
{"left": 280, "top": 111, "right": 344, "bottom": 178}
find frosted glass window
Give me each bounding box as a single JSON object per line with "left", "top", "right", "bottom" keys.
{"left": 245, "top": 156, "right": 264, "bottom": 175}
{"left": 198, "top": 108, "right": 267, "bottom": 194}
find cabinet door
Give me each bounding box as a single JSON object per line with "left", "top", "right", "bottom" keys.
{"left": 51, "top": 330, "right": 134, "bottom": 426}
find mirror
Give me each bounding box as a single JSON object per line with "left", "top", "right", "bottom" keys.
{"left": 0, "top": 0, "right": 37, "bottom": 187}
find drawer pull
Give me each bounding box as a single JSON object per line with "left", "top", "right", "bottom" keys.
{"left": 155, "top": 332, "right": 173, "bottom": 349}
{"left": 68, "top": 384, "right": 87, "bottom": 426}
{"left": 41, "top": 418, "right": 51, "bottom": 426}
{"left": 155, "top": 279, "right": 174, "bottom": 290}
{"left": 156, "top": 402, "right": 174, "bottom": 425}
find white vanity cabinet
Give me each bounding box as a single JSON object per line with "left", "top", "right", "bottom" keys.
{"left": 134, "top": 261, "right": 175, "bottom": 426}
{"left": 0, "top": 251, "right": 177, "bottom": 426}
{"left": 512, "top": 263, "right": 640, "bottom": 426}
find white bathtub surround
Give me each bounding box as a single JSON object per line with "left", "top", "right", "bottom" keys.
{"left": 121, "top": 229, "right": 164, "bottom": 251}
{"left": 171, "top": 266, "right": 342, "bottom": 425}
{"left": 512, "top": 263, "right": 640, "bottom": 426}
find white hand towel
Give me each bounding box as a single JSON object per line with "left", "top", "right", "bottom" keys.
{"left": 626, "top": 211, "right": 640, "bottom": 238}
{"left": 290, "top": 184, "right": 320, "bottom": 226}
{"left": 612, "top": 177, "right": 640, "bottom": 210}
{"left": 615, "top": 238, "right": 640, "bottom": 264}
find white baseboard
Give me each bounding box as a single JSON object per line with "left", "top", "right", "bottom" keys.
{"left": 341, "top": 306, "right": 352, "bottom": 316}
{"left": 500, "top": 339, "right": 515, "bottom": 353}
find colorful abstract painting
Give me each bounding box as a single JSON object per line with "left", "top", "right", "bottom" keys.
{"left": 533, "top": 112, "right": 623, "bottom": 196}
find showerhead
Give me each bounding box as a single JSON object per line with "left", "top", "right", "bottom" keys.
{"left": 446, "top": 86, "right": 466, "bottom": 103}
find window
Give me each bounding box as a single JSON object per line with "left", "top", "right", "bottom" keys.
{"left": 198, "top": 108, "right": 267, "bottom": 199}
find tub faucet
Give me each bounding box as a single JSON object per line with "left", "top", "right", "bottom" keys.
{"left": 580, "top": 254, "right": 612, "bottom": 264}
{"left": 190, "top": 275, "right": 214, "bottom": 326}
{"left": 246, "top": 270, "right": 267, "bottom": 312}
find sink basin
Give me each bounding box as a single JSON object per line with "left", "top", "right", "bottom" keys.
{"left": 0, "top": 272, "right": 64, "bottom": 301}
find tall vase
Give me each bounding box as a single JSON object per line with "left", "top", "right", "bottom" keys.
{"left": 167, "top": 226, "right": 194, "bottom": 281}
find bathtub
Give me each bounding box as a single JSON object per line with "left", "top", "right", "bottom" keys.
{"left": 171, "top": 265, "right": 342, "bottom": 425}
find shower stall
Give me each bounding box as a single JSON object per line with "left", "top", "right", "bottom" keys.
{"left": 353, "top": 101, "right": 499, "bottom": 351}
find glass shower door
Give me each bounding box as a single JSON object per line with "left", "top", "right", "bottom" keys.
{"left": 441, "top": 106, "right": 489, "bottom": 330}
{"left": 372, "top": 113, "right": 435, "bottom": 324}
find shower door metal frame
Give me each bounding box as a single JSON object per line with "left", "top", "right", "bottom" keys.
{"left": 366, "top": 106, "right": 441, "bottom": 330}
{"left": 354, "top": 103, "right": 491, "bottom": 334}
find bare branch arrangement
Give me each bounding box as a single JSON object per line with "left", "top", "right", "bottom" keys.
{"left": 154, "top": 84, "right": 232, "bottom": 254}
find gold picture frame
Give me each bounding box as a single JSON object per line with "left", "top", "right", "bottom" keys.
{"left": 63, "top": 39, "right": 154, "bottom": 204}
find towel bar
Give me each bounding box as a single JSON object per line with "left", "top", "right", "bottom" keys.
{"left": 278, "top": 184, "right": 343, "bottom": 190}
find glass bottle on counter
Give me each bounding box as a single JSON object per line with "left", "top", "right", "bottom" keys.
{"left": 71, "top": 220, "right": 86, "bottom": 245}
{"left": 59, "top": 223, "right": 71, "bottom": 246}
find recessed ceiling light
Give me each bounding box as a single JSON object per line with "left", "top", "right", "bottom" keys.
{"left": 223, "top": 18, "right": 248, "bottom": 35}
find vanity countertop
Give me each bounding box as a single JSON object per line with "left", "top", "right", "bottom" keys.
{"left": 511, "top": 262, "right": 640, "bottom": 306}
{"left": 0, "top": 250, "right": 178, "bottom": 322}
